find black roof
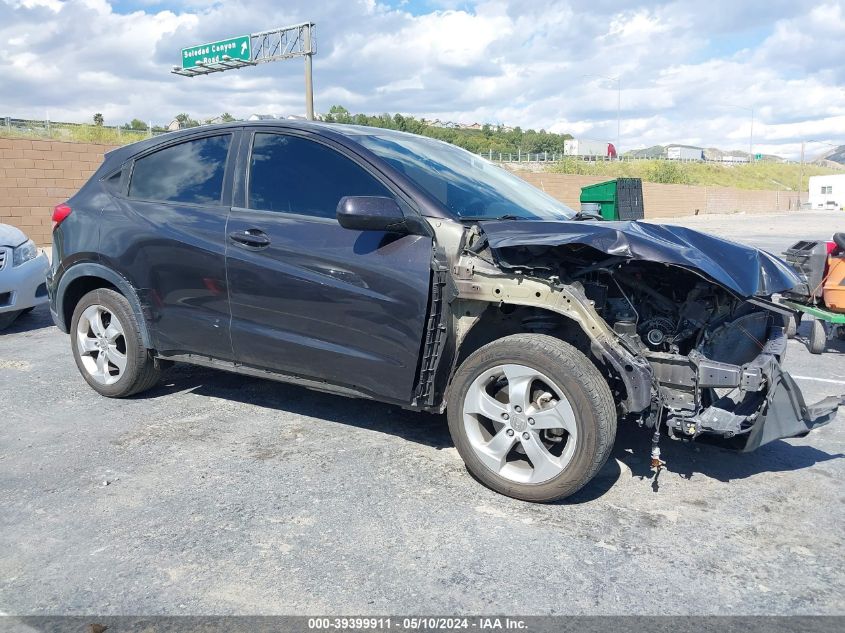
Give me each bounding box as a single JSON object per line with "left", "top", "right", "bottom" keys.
{"left": 101, "top": 120, "right": 453, "bottom": 220}
{"left": 104, "top": 120, "right": 417, "bottom": 165}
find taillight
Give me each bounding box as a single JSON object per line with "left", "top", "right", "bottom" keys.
{"left": 52, "top": 204, "right": 72, "bottom": 230}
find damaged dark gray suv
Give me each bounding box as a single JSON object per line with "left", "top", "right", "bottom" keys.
{"left": 48, "top": 121, "right": 841, "bottom": 502}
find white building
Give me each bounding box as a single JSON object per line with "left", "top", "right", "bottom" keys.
{"left": 808, "top": 174, "right": 845, "bottom": 210}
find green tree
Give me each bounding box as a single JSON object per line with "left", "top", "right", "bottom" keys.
{"left": 221, "top": 112, "right": 236, "bottom": 122}
{"left": 128, "top": 119, "right": 147, "bottom": 131}
{"left": 93, "top": 113, "right": 104, "bottom": 126}
{"left": 175, "top": 113, "right": 199, "bottom": 129}
{"left": 324, "top": 105, "right": 352, "bottom": 124}
{"left": 313, "top": 106, "right": 573, "bottom": 157}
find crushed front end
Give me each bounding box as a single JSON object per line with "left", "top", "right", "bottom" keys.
{"left": 474, "top": 219, "right": 843, "bottom": 451}
{"left": 632, "top": 302, "right": 840, "bottom": 450}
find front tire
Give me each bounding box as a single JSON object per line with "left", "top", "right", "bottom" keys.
{"left": 809, "top": 318, "right": 826, "bottom": 355}
{"left": 447, "top": 334, "right": 617, "bottom": 503}
{"left": 70, "top": 288, "right": 161, "bottom": 397}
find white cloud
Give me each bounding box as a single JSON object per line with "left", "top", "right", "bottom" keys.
{"left": 0, "top": 0, "right": 842, "bottom": 158}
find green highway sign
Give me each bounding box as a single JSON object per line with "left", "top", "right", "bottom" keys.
{"left": 181, "top": 35, "right": 251, "bottom": 69}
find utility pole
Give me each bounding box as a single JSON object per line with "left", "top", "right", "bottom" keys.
{"left": 799, "top": 140, "right": 805, "bottom": 201}
{"left": 582, "top": 74, "right": 621, "bottom": 157}
{"left": 304, "top": 24, "right": 314, "bottom": 120}
{"left": 723, "top": 104, "right": 754, "bottom": 159}
{"left": 615, "top": 78, "right": 621, "bottom": 157}
{"left": 749, "top": 108, "right": 754, "bottom": 158}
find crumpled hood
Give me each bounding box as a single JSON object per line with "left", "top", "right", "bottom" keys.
{"left": 479, "top": 219, "right": 800, "bottom": 298}
{"left": 0, "top": 223, "right": 28, "bottom": 248}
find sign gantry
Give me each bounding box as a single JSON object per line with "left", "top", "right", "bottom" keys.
{"left": 171, "top": 22, "right": 316, "bottom": 120}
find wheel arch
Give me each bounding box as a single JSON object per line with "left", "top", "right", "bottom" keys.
{"left": 454, "top": 303, "right": 593, "bottom": 369}
{"left": 56, "top": 263, "right": 153, "bottom": 348}
{"left": 438, "top": 299, "right": 652, "bottom": 417}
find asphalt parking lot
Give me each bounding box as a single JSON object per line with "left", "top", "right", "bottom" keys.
{"left": 1, "top": 211, "right": 844, "bottom": 616}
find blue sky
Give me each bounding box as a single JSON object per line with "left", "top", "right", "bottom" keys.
{"left": 1, "top": 0, "right": 843, "bottom": 158}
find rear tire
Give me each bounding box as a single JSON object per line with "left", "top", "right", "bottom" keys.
{"left": 70, "top": 288, "right": 160, "bottom": 397}
{"left": 447, "top": 334, "right": 617, "bottom": 503}
{"left": 809, "top": 318, "right": 826, "bottom": 355}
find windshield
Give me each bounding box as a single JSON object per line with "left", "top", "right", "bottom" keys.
{"left": 349, "top": 132, "right": 576, "bottom": 220}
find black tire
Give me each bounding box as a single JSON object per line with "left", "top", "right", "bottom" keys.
{"left": 785, "top": 315, "right": 797, "bottom": 339}
{"left": 447, "top": 333, "right": 617, "bottom": 503}
{"left": 70, "top": 288, "right": 161, "bottom": 397}
{"left": 809, "top": 318, "right": 826, "bottom": 355}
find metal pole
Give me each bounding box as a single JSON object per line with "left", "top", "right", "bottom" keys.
{"left": 800, "top": 140, "right": 805, "bottom": 204}
{"left": 749, "top": 108, "right": 754, "bottom": 159}
{"left": 616, "top": 78, "right": 621, "bottom": 158}
{"left": 304, "top": 24, "right": 314, "bottom": 121}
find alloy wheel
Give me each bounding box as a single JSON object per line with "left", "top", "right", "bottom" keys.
{"left": 462, "top": 363, "right": 578, "bottom": 484}
{"left": 76, "top": 304, "right": 128, "bottom": 385}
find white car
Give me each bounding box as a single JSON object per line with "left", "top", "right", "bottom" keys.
{"left": 0, "top": 224, "right": 50, "bottom": 330}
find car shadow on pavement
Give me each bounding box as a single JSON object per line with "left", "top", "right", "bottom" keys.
{"left": 610, "top": 421, "right": 843, "bottom": 485}
{"left": 0, "top": 304, "right": 55, "bottom": 335}
{"left": 138, "top": 363, "right": 844, "bottom": 502}
{"left": 141, "top": 363, "right": 454, "bottom": 450}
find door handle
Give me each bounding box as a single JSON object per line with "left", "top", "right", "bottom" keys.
{"left": 228, "top": 229, "right": 271, "bottom": 249}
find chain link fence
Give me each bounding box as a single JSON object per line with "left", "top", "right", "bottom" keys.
{"left": 477, "top": 150, "right": 766, "bottom": 164}
{"left": 2, "top": 116, "right": 169, "bottom": 145}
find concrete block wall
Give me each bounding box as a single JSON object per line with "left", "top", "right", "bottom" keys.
{"left": 0, "top": 137, "right": 118, "bottom": 246}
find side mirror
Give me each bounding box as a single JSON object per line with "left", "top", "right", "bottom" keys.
{"left": 336, "top": 196, "right": 409, "bottom": 233}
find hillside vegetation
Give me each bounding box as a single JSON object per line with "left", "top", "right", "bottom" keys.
{"left": 545, "top": 158, "right": 842, "bottom": 190}
{"left": 321, "top": 106, "right": 572, "bottom": 154}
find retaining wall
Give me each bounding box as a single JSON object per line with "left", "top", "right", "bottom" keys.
{"left": 0, "top": 137, "right": 118, "bottom": 246}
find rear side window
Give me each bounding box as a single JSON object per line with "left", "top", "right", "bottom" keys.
{"left": 128, "top": 135, "right": 231, "bottom": 204}
{"left": 103, "top": 169, "right": 123, "bottom": 193}
{"left": 248, "top": 133, "right": 391, "bottom": 218}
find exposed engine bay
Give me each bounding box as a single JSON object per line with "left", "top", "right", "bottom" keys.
{"left": 448, "top": 220, "right": 842, "bottom": 455}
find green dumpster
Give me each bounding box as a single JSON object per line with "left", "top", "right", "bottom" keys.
{"left": 579, "top": 178, "right": 644, "bottom": 220}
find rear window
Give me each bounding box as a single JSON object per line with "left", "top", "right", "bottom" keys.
{"left": 128, "top": 135, "right": 231, "bottom": 204}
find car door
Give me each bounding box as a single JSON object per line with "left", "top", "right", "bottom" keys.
{"left": 225, "top": 129, "right": 433, "bottom": 402}
{"left": 104, "top": 132, "right": 236, "bottom": 359}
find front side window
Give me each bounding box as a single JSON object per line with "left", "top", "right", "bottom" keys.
{"left": 248, "top": 133, "right": 392, "bottom": 218}
{"left": 129, "top": 135, "right": 231, "bottom": 204}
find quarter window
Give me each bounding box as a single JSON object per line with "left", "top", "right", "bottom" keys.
{"left": 128, "top": 135, "right": 231, "bottom": 204}
{"left": 248, "top": 133, "right": 392, "bottom": 218}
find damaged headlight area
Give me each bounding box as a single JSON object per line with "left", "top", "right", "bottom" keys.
{"left": 576, "top": 262, "right": 842, "bottom": 451}
{"left": 468, "top": 219, "right": 842, "bottom": 459}
{"left": 644, "top": 310, "right": 840, "bottom": 450}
